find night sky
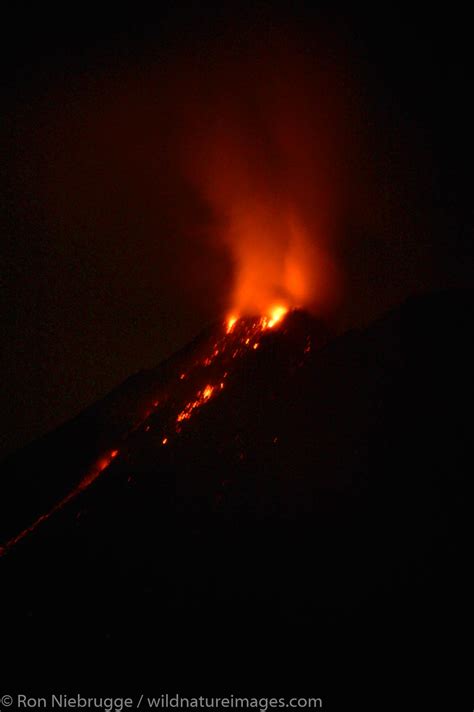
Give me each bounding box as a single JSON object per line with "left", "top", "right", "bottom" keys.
{"left": 1, "top": 4, "right": 473, "bottom": 457}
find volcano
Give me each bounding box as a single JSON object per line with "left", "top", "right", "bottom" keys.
{"left": 1, "top": 290, "right": 473, "bottom": 702}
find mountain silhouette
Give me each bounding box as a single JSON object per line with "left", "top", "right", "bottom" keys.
{"left": 1, "top": 290, "right": 472, "bottom": 705}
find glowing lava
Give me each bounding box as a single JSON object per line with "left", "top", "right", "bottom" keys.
{"left": 227, "top": 315, "right": 238, "bottom": 333}
{"left": 226, "top": 304, "right": 288, "bottom": 335}
{"left": 0, "top": 308, "right": 294, "bottom": 557}
{"left": 266, "top": 304, "right": 288, "bottom": 328}
{"left": 0, "top": 447, "right": 120, "bottom": 555}
{"left": 176, "top": 384, "right": 215, "bottom": 423}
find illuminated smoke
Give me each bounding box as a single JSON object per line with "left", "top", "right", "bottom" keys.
{"left": 178, "top": 33, "right": 347, "bottom": 319}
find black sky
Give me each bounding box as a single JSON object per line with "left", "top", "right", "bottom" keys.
{"left": 1, "top": 3, "right": 473, "bottom": 457}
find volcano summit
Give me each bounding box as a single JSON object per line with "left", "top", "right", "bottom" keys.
{"left": 0, "top": 291, "right": 472, "bottom": 703}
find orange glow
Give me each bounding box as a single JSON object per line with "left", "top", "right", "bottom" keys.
{"left": 1, "top": 294, "right": 320, "bottom": 560}
{"left": 226, "top": 315, "right": 238, "bottom": 333}
{"left": 78, "top": 448, "right": 120, "bottom": 489}
{"left": 0, "top": 301, "right": 315, "bottom": 558}
{"left": 0, "top": 445, "right": 122, "bottom": 555}
{"left": 202, "top": 385, "right": 214, "bottom": 399}
{"left": 181, "top": 45, "right": 344, "bottom": 320}
{"left": 226, "top": 304, "right": 288, "bottom": 334}
{"left": 266, "top": 305, "right": 288, "bottom": 328}
{"left": 176, "top": 384, "right": 216, "bottom": 423}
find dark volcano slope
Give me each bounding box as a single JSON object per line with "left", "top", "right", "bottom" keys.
{"left": 1, "top": 290, "right": 473, "bottom": 696}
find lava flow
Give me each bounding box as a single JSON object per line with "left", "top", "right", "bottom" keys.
{"left": 148, "top": 305, "right": 290, "bottom": 443}
{"left": 0, "top": 306, "right": 292, "bottom": 557}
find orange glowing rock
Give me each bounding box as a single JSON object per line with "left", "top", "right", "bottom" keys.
{"left": 267, "top": 305, "right": 288, "bottom": 328}
{"left": 226, "top": 315, "right": 238, "bottom": 333}
{"left": 203, "top": 385, "right": 214, "bottom": 399}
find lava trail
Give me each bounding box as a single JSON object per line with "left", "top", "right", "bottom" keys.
{"left": 0, "top": 307, "right": 291, "bottom": 556}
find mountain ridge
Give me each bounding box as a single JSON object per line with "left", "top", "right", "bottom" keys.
{"left": 0, "top": 289, "right": 472, "bottom": 701}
